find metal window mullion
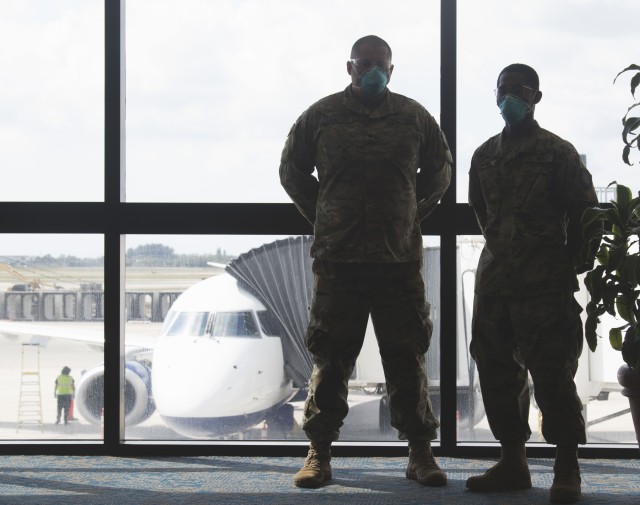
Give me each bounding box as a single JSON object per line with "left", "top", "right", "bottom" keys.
{"left": 439, "top": 0, "right": 458, "bottom": 454}
{"left": 104, "top": 0, "right": 125, "bottom": 453}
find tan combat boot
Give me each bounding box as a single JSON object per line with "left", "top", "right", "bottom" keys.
{"left": 550, "top": 445, "right": 581, "bottom": 503}
{"left": 405, "top": 440, "right": 447, "bottom": 486}
{"left": 293, "top": 441, "right": 332, "bottom": 488}
{"left": 466, "top": 440, "right": 532, "bottom": 492}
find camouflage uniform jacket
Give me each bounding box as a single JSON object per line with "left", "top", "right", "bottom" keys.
{"left": 280, "top": 85, "right": 452, "bottom": 263}
{"left": 468, "top": 120, "right": 598, "bottom": 297}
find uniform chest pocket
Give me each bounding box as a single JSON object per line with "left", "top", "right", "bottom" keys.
{"left": 316, "top": 117, "right": 356, "bottom": 173}
{"left": 514, "top": 154, "right": 556, "bottom": 208}
{"left": 476, "top": 159, "right": 503, "bottom": 207}
{"left": 378, "top": 118, "right": 421, "bottom": 162}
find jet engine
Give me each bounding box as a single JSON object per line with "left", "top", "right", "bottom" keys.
{"left": 75, "top": 361, "right": 155, "bottom": 426}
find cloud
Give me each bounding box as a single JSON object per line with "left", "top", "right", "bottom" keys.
{"left": 456, "top": 0, "right": 640, "bottom": 200}
{"left": 0, "top": 0, "right": 103, "bottom": 201}
{"left": 2, "top": 0, "right": 639, "bottom": 216}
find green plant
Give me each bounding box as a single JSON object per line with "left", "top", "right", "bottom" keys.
{"left": 581, "top": 64, "right": 640, "bottom": 370}
{"left": 582, "top": 183, "right": 640, "bottom": 370}
{"left": 614, "top": 64, "right": 640, "bottom": 165}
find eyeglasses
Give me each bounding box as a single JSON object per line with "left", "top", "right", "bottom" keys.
{"left": 350, "top": 58, "right": 392, "bottom": 72}
{"left": 494, "top": 84, "right": 537, "bottom": 98}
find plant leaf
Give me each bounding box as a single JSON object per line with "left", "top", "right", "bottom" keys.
{"left": 585, "top": 311, "right": 600, "bottom": 352}
{"left": 585, "top": 267, "right": 606, "bottom": 302}
{"left": 621, "top": 255, "right": 639, "bottom": 286}
{"left": 610, "top": 326, "right": 624, "bottom": 350}
{"left": 603, "top": 286, "right": 617, "bottom": 316}
{"left": 629, "top": 196, "right": 640, "bottom": 217}
{"left": 581, "top": 206, "right": 607, "bottom": 227}
{"left": 604, "top": 207, "right": 624, "bottom": 232}
{"left": 621, "top": 326, "right": 640, "bottom": 370}
{"left": 622, "top": 102, "right": 640, "bottom": 123}
{"left": 632, "top": 72, "right": 640, "bottom": 97}
{"left": 616, "top": 295, "right": 636, "bottom": 324}
{"left": 595, "top": 244, "right": 610, "bottom": 266}
{"left": 616, "top": 184, "right": 633, "bottom": 210}
{"left": 623, "top": 117, "right": 640, "bottom": 145}
{"left": 614, "top": 64, "right": 640, "bottom": 85}
{"left": 607, "top": 241, "right": 626, "bottom": 270}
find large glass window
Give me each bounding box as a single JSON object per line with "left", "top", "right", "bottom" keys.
{"left": 0, "top": 1, "right": 103, "bottom": 201}
{"left": 2, "top": 1, "right": 638, "bottom": 455}
{"left": 123, "top": 235, "right": 443, "bottom": 442}
{"left": 457, "top": 0, "right": 640, "bottom": 203}
{"left": 457, "top": 1, "right": 640, "bottom": 448}
{"left": 456, "top": 236, "right": 637, "bottom": 444}
{"left": 125, "top": 0, "right": 440, "bottom": 202}
{"left": 0, "top": 234, "right": 103, "bottom": 440}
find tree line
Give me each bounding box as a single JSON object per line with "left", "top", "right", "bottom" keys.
{"left": 7, "top": 244, "right": 236, "bottom": 268}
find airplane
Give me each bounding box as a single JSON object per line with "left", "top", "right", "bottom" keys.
{"left": 0, "top": 236, "right": 485, "bottom": 440}
{"left": 0, "top": 272, "right": 303, "bottom": 439}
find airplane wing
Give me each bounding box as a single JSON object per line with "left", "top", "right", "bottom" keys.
{"left": 0, "top": 320, "right": 158, "bottom": 353}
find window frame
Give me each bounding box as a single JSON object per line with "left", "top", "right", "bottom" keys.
{"left": 0, "top": 0, "right": 636, "bottom": 459}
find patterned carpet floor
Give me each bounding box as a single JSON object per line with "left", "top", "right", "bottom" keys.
{"left": 0, "top": 455, "right": 639, "bottom": 504}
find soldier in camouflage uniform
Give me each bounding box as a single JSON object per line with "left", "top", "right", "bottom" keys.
{"left": 279, "top": 35, "right": 452, "bottom": 489}
{"left": 466, "top": 63, "right": 599, "bottom": 504}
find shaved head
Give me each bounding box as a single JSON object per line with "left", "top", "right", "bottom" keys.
{"left": 351, "top": 35, "right": 392, "bottom": 60}
{"left": 498, "top": 63, "right": 540, "bottom": 90}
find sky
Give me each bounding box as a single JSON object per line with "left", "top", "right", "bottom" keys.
{"left": 0, "top": 0, "right": 639, "bottom": 257}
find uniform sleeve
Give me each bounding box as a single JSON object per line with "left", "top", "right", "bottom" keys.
{"left": 559, "top": 147, "right": 601, "bottom": 273}
{"left": 416, "top": 113, "right": 452, "bottom": 220}
{"left": 468, "top": 149, "right": 487, "bottom": 234}
{"left": 279, "top": 109, "right": 319, "bottom": 225}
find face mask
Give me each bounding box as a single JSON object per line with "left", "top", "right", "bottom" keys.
{"left": 357, "top": 66, "right": 389, "bottom": 98}
{"left": 498, "top": 95, "right": 531, "bottom": 125}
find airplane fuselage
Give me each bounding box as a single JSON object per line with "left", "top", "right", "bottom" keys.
{"left": 151, "top": 274, "right": 295, "bottom": 438}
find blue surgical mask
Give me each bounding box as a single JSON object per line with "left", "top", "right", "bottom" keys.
{"left": 357, "top": 66, "right": 389, "bottom": 98}
{"left": 498, "top": 95, "right": 530, "bottom": 125}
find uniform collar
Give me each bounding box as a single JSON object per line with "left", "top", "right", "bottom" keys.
{"left": 501, "top": 118, "right": 539, "bottom": 140}
{"left": 343, "top": 85, "right": 395, "bottom": 118}
{"left": 496, "top": 120, "right": 541, "bottom": 161}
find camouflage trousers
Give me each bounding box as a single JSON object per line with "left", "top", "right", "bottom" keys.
{"left": 470, "top": 291, "right": 586, "bottom": 445}
{"left": 302, "top": 259, "right": 439, "bottom": 442}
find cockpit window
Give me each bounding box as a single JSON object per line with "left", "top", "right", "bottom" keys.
{"left": 210, "top": 311, "right": 260, "bottom": 338}
{"left": 162, "top": 311, "right": 209, "bottom": 337}
{"left": 161, "top": 310, "right": 260, "bottom": 338}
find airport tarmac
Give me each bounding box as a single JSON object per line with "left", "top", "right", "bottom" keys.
{"left": 0, "top": 320, "right": 637, "bottom": 445}
{"left": 0, "top": 265, "right": 636, "bottom": 445}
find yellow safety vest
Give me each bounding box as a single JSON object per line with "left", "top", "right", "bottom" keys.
{"left": 56, "top": 374, "right": 74, "bottom": 395}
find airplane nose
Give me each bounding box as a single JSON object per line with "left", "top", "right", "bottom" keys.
{"left": 151, "top": 339, "right": 253, "bottom": 417}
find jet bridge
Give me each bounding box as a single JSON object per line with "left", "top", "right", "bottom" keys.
{"left": 224, "top": 236, "right": 483, "bottom": 428}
